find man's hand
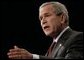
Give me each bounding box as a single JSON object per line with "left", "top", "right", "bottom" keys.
{"left": 7, "top": 46, "right": 33, "bottom": 59}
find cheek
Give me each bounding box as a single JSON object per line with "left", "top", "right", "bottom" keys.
{"left": 50, "top": 20, "right": 61, "bottom": 31}
{"left": 48, "top": 22, "right": 56, "bottom": 32}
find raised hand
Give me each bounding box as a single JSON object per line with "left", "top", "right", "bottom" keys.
{"left": 7, "top": 46, "right": 33, "bottom": 59}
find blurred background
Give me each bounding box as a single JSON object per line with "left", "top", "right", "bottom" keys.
{"left": 1, "top": 0, "right": 83, "bottom": 59}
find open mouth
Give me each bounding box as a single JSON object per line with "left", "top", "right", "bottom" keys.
{"left": 44, "top": 26, "right": 49, "bottom": 29}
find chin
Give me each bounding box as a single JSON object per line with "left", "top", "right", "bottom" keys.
{"left": 44, "top": 30, "right": 56, "bottom": 38}
{"left": 44, "top": 31, "right": 53, "bottom": 37}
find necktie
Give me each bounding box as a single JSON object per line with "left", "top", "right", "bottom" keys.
{"left": 47, "top": 42, "right": 56, "bottom": 57}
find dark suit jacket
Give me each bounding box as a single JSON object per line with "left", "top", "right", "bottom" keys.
{"left": 40, "top": 28, "right": 83, "bottom": 59}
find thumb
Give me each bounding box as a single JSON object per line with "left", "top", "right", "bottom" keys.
{"left": 14, "top": 45, "right": 19, "bottom": 49}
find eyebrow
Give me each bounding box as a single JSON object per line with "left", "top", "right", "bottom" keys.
{"left": 39, "top": 13, "right": 51, "bottom": 20}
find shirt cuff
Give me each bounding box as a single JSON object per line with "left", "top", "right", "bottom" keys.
{"left": 32, "top": 54, "right": 40, "bottom": 59}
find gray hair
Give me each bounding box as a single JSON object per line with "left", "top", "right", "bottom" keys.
{"left": 39, "top": 1, "right": 69, "bottom": 25}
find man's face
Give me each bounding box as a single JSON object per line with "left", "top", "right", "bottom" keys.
{"left": 39, "top": 5, "right": 63, "bottom": 37}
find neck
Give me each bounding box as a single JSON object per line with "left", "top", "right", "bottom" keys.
{"left": 52, "top": 26, "right": 68, "bottom": 40}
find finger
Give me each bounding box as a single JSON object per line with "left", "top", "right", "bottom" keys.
{"left": 14, "top": 45, "right": 19, "bottom": 49}
{"left": 8, "top": 49, "right": 28, "bottom": 56}
{"left": 9, "top": 48, "right": 22, "bottom": 52}
{"left": 8, "top": 49, "right": 25, "bottom": 55}
{"left": 8, "top": 48, "right": 28, "bottom": 56}
{"left": 9, "top": 49, "right": 19, "bottom": 52}
{"left": 8, "top": 55, "right": 22, "bottom": 59}
{"left": 7, "top": 51, "right": 21, "bottom": 56}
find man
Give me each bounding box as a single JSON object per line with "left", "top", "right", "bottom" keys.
{"left": 7, "top": 1, "right": 83, "bottom": 59}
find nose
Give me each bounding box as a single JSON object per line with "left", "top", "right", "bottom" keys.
{"left": 41, "top": 18, "right": 47, "bottom": 25}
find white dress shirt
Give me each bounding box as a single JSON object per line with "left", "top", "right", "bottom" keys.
{"left": 32, "top": 26, "right": 69, "bottom": 59}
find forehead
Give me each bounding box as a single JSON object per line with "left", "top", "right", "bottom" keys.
{"left": 39, "top": 4, "right": 55, "bottom": 15}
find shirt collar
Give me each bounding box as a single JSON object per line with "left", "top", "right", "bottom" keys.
{"left": 53, "top": 26, "right": 70, "bottom": 43}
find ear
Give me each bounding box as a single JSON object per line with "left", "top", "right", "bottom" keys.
{"left": 60, "top": 13, "right": 66, "bottom": 24}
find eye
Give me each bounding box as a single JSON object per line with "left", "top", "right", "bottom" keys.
{"left": 39, "top": 16, "right": 43, "bottom": 21}
{"left": 45, "top": 13, "right": 51, "bottom": 17}
{"left": 39, "top": 13, "right": 51, "bottom": 21}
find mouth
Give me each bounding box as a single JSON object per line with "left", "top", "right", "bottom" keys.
{"left": 43, "top": 26, "right": 50, "bottom": 30}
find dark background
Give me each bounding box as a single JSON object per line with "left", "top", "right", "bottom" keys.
{"left": 1, "top": 0, "right": 83, "bottom": 59}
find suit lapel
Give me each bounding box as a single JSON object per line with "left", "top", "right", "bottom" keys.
{"left": 51, "top": 43, "right": 62, "bottom": 58}
{"left": 51, "top": 28, "right": 73, "bottom": 58}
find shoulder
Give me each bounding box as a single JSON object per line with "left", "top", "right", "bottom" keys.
{"left": 64, "top": 30, "right": 83, "bottom": 59}
{"left": 64, "top": 29, "right": 83, "bottom": 47}
{"left": 64, "top": 28, "right": 83, "bottom": 40}
{"left": 70, "top": 30, "right": 83, "bottom": 41}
